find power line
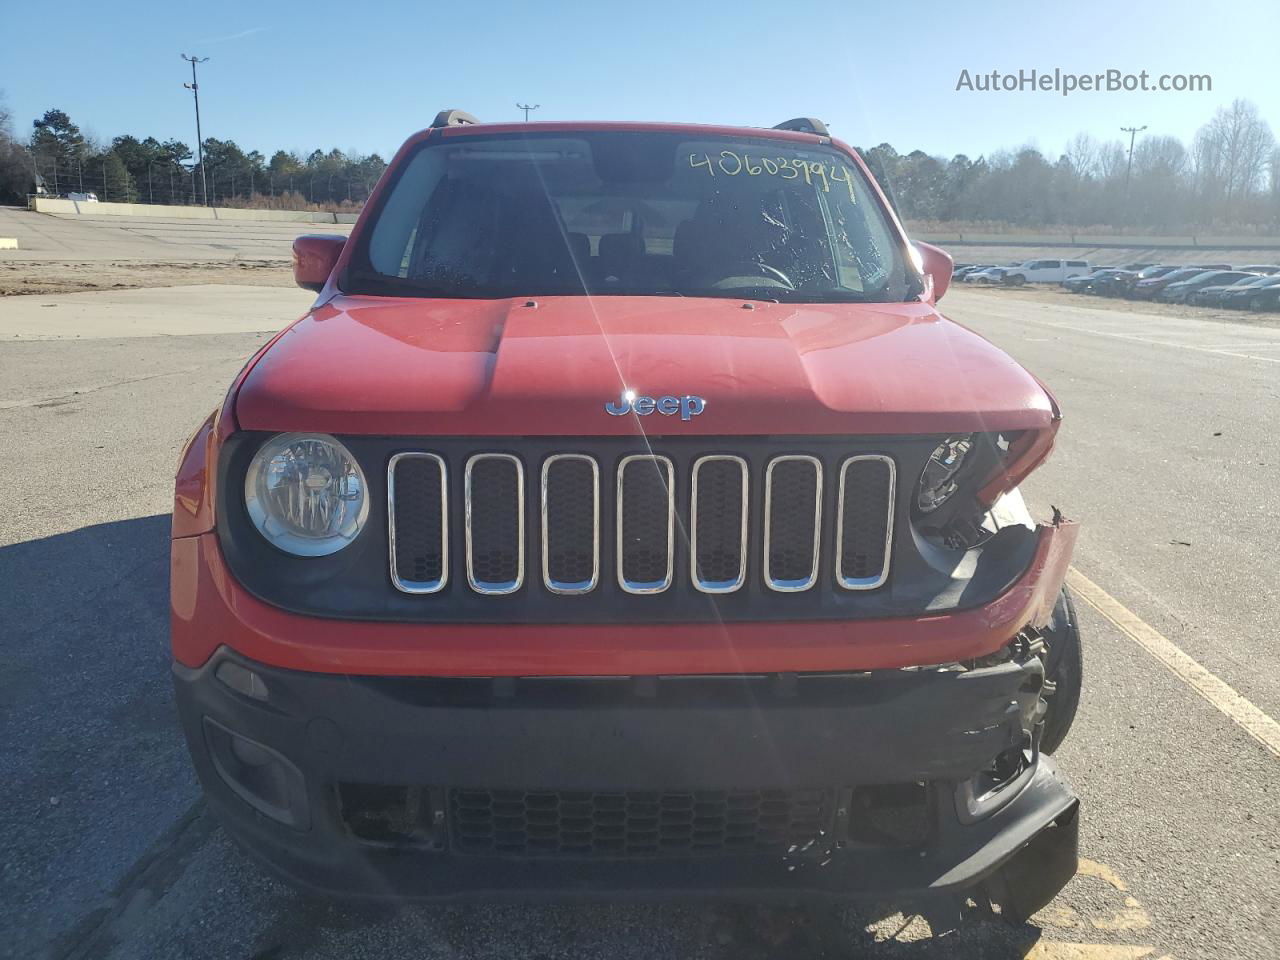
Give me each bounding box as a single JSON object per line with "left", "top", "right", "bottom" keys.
{"left": 182, "top": 54, "right": 210, "bottom": 206}
{"left": 516, "top": 103, "right": 540, "bottom": 122}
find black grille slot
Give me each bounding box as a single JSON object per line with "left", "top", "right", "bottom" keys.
{"left": 450, "top": 787, "right": 833, "bottom": 858}
{"left": 765, "top": 457, "right": 821, "bottom": 590}
{"left": 466, "top": 455, "right": 524, "bottom": 593}
{"left": 617, "top": 456, "right": 674, "bottom": 592}
{"left": 692, "top": 457, "right": 747, "bottom": 592}
{"left": 542, "top": 456, "right": 598, "bottom": 593}
{"left": 837, "top": 457, "right": 895, "bottom": 589}
{"left": 389, "top": 454, "right": 446, "bottom": 592}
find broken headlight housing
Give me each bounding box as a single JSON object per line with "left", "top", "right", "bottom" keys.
{"left": 916, "top": 435, "right": 975, "bottom": 514}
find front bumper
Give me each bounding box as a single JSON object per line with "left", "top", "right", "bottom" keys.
{"left": 175, "top": 646, "right": 1078, "bottom": 904}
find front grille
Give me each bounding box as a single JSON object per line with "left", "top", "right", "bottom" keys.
{"left": 541, "top": 455, "right": 599, "bottom": 594}
{"left": 450, "top": 787, "right": 833, "bottom": 858}
{"left": 464, "top": 454, "right": 524, "bottom": 594}
{"left": 691, "top": 456, "right": 748, "bottom": 592}
{"left": 616, "top": 455, "right": 675, "bottom": 593}
{"left": 764, "top": 456, "right": 822, "bottom": 591}
{"left": 836, "top": 456, "right": 896, "bottom": 590}
{"left": 387, "top": 453, "right": 447, "bottom": 593}
{"left": 388, "top": 444, "right": 896, "bottom": 601}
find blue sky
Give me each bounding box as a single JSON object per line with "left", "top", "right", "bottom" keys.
{"left": 5, "top": 0, "right": 1278, "bottom": 161}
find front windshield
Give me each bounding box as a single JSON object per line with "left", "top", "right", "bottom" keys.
{"left": 349, "top": 131, "right": 915, "bottom": 303}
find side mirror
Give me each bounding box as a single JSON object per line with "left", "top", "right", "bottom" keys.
{"left": 914, "top": 241, "right": 954, "bottom": 303}
{"left": 292, "top": 235, "right": 346, "bottom": 292}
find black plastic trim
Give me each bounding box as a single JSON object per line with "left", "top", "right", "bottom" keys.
{"left": 215, "top": 433, "right": 1040, "bottom": 624}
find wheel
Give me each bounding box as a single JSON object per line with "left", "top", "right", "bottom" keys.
{"left": 1040, "top": 587, "right": 1082, "bottom": 754}
{"left": 1004, "top": 273, "right": 1026, "bottom": 286}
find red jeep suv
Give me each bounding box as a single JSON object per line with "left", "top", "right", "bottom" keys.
{"left": 171, "top": 111, "right": 1081, "bottom": 924}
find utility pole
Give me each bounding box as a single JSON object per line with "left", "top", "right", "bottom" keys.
{"left": 182, "top": 54, "right": 210, "bottom": 206}
{"left": 1120, "top": 124, "right": 1147, "bottom": 197}
{"left": 516, "top": 103, "right": 540, "bottom": 122}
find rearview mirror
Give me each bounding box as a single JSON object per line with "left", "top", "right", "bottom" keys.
{"left": 913, "top": 241, "right": 954, "bottom": 303}
{"left": 292, "top": 235, "right": 346, "bottom": 292}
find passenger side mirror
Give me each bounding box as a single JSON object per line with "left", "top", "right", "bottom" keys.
{"left": 292, "top": 235, "right": 346, "bottom": 292}
{"left": 914, "top": 241, "right": 954, "bottom": 303}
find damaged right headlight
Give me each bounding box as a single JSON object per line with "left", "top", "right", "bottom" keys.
{"left": 916, "top": 435, "right": 975, "bottom": 514}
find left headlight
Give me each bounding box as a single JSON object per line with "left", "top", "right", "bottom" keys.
{"left": 244, "top": 433, "right": 368, "bottom": 556}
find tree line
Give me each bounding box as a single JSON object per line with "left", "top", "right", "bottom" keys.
{"left": 1, "top": 95, "right": 1277, "bottom": 231}
{"left": 856, "top": 99, "right": 1278, "bottom": 232}
{"left": 0, "top": 100, "right": 387, "bottom": 210}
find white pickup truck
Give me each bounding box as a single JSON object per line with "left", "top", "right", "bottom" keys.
{"left": 996, "top": 259, "right": 1091, "bottom": 284}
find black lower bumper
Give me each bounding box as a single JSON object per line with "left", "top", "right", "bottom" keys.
{"left": 174, "top": 648, "right": 1078, "bottom": 905}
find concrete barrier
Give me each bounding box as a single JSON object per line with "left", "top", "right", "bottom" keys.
{"left": 913, "top": 230, "right": 1280, "bottom": 250}
{"left": 29, "top": 196, "right": 346, "bottom": 224}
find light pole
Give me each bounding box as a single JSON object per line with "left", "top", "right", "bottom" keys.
{"left": 517, "top": 102, "right": 540, "bottom": 122}
{"left": 182, "top": 54, "right": 210, "bottom": 205}
{"left": 1120, "top": 124, "right": 1147, "bottom": 197}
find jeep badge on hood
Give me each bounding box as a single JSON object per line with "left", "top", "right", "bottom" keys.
{"left": 605, "top": 390, "right": 706, "bottom": 421}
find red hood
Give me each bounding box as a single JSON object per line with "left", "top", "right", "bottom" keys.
{"left": 233, "top": 295, "right": 1054, "bottom": 436}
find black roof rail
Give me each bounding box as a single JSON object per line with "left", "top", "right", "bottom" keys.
{"left": 773, "top": 117, "right": 829, "bottom": 137}
{"left": 432, "top": 109, "right": 481, "bottom": 128}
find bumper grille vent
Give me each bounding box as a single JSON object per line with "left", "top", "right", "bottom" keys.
{"left": 450, "top": 787, "right": 833, "bottom": 858}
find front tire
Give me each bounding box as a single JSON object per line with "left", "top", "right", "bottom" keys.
{"left": 1040, "top": 587, "right": 1082, "bottom": 754}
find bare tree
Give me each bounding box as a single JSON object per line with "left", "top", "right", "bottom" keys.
{"left": 1064, "top": 133, "right": 1099, "bottom": 179}
{"left": 1095, "top": 141, "right": 1128, "bottom": 181}
{"left": 1193, "top": 99, "right": 1275, "bottom": 220}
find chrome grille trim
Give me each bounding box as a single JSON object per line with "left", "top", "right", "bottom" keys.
{"left": 616, "top": 454, "right": 675, "bottom": 595}
{"left": 387, "top": 452, "right": 448, "bottom": 594}
{"left": 690, "top": 455, "right": 749, "bottom": 594}
{"left": 762, "top": 455, "right": 823, "bottom": 593}
{"left": 835, "top": 455, "right": 896, "bottom": 591}
{"left": 464, "top": 453, "right": 525, "bottom": 595}
{"left": 541, "top": 454, "right": 600, "bottom": 595}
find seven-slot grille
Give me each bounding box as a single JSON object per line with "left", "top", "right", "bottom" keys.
{"left": 388, "top": 450, "right": 895, "bottom": 596}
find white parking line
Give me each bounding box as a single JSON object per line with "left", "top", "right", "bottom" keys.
{"left": 1020, "top": 320, "right": 1280, "bottom": 364}
{"left": 1068, "top": 568, "right": 1280, "bottom": 758}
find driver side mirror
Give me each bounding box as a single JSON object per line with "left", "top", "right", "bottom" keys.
{"left": 292, "top": 234, "right": 346, "bottom": 292}
{"left": 913, "top": 241, "right": 954, "bottom": 303}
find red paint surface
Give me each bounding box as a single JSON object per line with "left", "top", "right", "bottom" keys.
{"left": 170, "top": 520, "right": 1076, "bottom": 676}
{"left": 233, "top": 296, "right": 1056, "bottom": 437}
{"left": 291, "top": 234, "right": 345, "bottom": 292}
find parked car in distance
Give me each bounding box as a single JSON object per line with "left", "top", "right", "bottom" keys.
{"left": 999, "top": 259, "right": 1091, "bottom": 285}
{"left": 1235, "top": 265, "right": 1280, "bottom": 275}
{"left": 1130, "top": 267, "right": 1213, "bottom": 299}
{"left": 1248, "top": 283, "right": 1280, "bottom": 311}
{"left": 1224, "top": 275, "right": 1280, "bottom": 309}
{"left": 964, "top": 266, "right": 1007, "bottom": 284}
{"left": 67, "top": 191, "right": 98, "bottom": 202}
{"left": 1186, "top": 275, "right": 1271, "bottom": 307}
{"left": 954, "top": 264, "right": 996, "bottom": 281}
{"left": 1086, "top": 270, "right": 1141, "bottom": 296}
{"left": 1062, "top": 268, "right": 1120, "bottom": 293}
{"left": 1158, "top": 270, "right": 1259, "bottom": 304}
{"left": 1112, "top": 264, "right": 1178, "bottom": 297}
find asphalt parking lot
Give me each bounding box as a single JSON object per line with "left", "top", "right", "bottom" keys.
{"left": 2, "top": 220, "right": 1278, "bottom": 958}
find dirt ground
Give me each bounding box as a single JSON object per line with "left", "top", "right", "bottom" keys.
{"left": 0, "top": 259, "right": 294, "bottom": 296}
